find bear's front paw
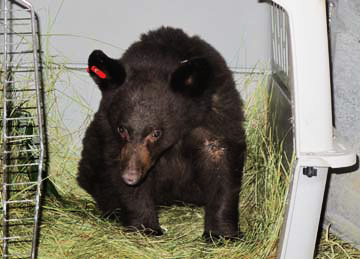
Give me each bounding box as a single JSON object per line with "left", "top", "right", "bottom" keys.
{"left": 142, "top": 227, "right": 163, "bottom": 236}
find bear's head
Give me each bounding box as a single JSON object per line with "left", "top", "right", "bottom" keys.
{"left": 87, "top": 50, "right": 214, "bottom": 186}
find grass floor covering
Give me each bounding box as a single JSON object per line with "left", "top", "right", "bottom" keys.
{"left": 2, "top": 73, "right": 360, "bottom": 259}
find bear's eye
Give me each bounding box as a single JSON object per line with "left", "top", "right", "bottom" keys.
{"left": 150, "top": 129, "right": 162, "bottom": 140}
{"left": 117, "top": 126, "right": 128, "bottom": 139}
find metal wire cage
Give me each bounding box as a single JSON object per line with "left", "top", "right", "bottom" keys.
{"left": 0, "top": 0, "right": 44, "bottom": 258}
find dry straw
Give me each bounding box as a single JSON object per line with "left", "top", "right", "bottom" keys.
{"left": 2, "top": 63, "right": 359, "bottom": 258}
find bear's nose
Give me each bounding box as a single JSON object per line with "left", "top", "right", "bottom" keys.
{"left": 122, "top": 169, "right": 140, "bottom": 186}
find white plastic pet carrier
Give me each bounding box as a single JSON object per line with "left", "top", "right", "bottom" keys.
{"left": 270, "top": 0, "right": 356, "bottom": 258}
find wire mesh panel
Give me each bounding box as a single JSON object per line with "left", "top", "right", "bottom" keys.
{"left": 271, "top": 3, "right": 289, "bottom": 90}
{"left": 0, "top": 0, "right": 44, "bottom": 258}
{"left": 269, "top": 3, "right": 293, "bottom": 157}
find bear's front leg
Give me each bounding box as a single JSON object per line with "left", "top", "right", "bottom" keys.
{"left": 122, "top": 187, "right": 163, "bottom": 236}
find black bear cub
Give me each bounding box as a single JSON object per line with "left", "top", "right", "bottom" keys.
{"left": 77, "top": 27, "right": 246, "bottom": 240}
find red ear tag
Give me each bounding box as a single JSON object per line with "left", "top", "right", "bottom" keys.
{"left": 90, "top": 65, "right": 107, "bottom": 79}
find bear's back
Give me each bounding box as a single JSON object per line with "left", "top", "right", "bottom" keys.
{"left": 121, "top": 27, "right": 227, "bottom": 74}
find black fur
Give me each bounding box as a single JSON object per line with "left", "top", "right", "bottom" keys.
{"left": 77, "top": 27, "right": 246, "bottom": 239}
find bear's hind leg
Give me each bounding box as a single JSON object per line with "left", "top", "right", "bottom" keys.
{"left": 203, "top": 186, "right": 241, "bottom": 240}
{"left": 195, "top": 135, "right": 245, "bottom": 240}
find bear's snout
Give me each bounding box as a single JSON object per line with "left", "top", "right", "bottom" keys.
{"left": 122, "top": 169, "right": 141, "bottom": 186}
{"left": 120, "top": 143, "right": 152, "bottom": 186}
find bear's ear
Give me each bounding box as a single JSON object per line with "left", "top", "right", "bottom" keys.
{"left": 170, "top": 57, "right": 213, "bottom": 96}
{"left": 87, "top": 50, "right": 126, "bottom": 91}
